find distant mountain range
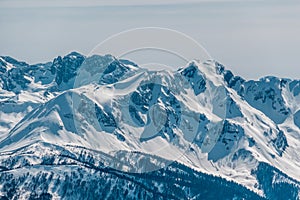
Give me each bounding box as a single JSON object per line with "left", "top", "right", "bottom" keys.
{"left": 0, "top": 52, "right": 299, "bottom": 199}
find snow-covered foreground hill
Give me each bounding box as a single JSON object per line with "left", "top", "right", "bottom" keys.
{"left": 0, "top": 52, "right": 299, "bottom": 199}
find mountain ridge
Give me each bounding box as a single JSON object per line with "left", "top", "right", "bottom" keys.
{"left": 0, "top": 52, "right": 300, "bottom": 199}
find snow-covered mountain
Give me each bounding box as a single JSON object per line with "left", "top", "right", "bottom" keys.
{"left": 0, "top": 52, "right": 299, "bottom": 199}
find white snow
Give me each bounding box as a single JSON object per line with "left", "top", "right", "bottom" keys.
{"left": 0, "top": 57, "right": 300, "bottom": 197}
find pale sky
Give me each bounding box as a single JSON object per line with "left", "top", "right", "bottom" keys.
{"left": 0, "top": 0, "right": 300, "bottom": 79}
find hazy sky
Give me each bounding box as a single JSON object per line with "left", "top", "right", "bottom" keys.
{"left": 0, "top": 0, "right": 300, "bottom": 79}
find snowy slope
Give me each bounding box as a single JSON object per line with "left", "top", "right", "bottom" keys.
{"left": 0, "top": 53, "right": 300, "bottom": 199}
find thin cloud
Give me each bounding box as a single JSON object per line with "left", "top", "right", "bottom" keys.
{"left": 0, "top": 0, "right": 262, "bottom": 8}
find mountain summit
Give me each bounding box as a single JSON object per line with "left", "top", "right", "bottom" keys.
{"left": 0, "top": 53, "right": 299, "bottom": 199}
